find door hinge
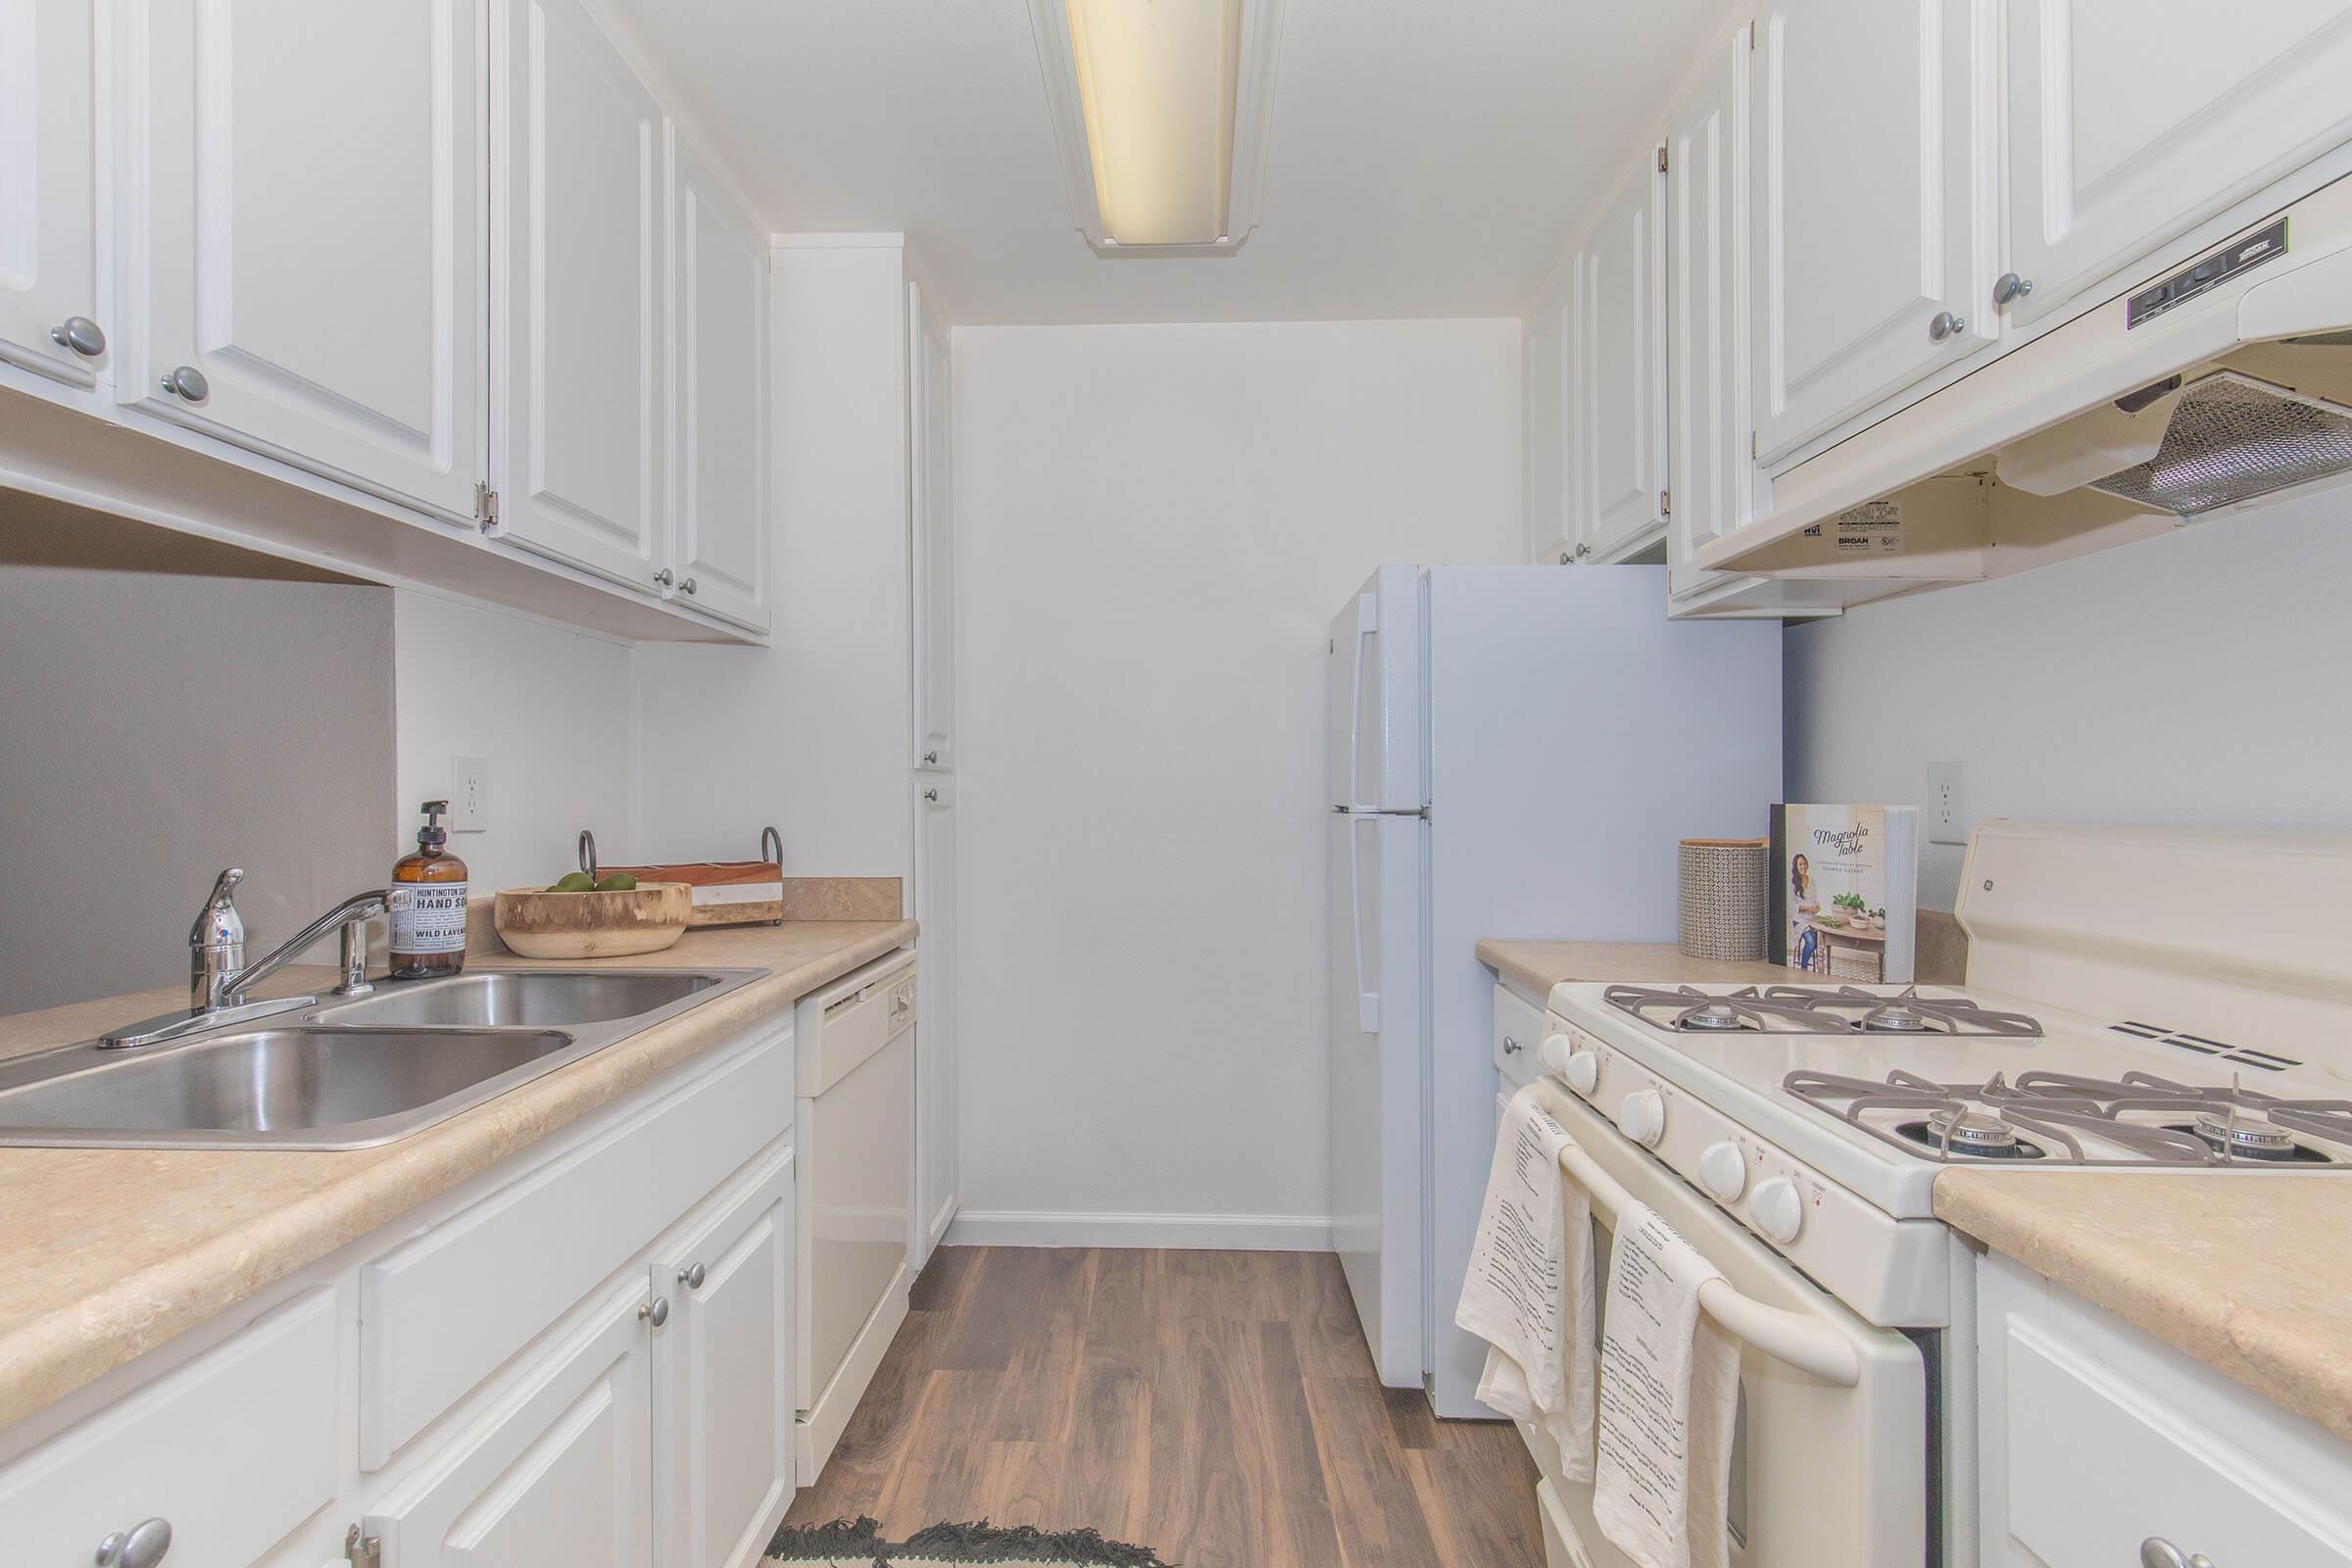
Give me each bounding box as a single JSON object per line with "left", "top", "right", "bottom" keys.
{"left": 473, "top": 481, "right": 501, "bottom": 533}
{"left": 346, "top": 1524, "right": 382, "bottom": 1568}
{"left": 1659, "top": 488, "right": 1671, "bottom": 516}
{"left": 1750, "top": 431, "right": 1759, "bottom": 460}
{"left": 1656, "top": 146, "right": 1669, "bottom": 173}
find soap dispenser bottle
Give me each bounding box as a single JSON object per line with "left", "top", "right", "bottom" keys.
{"left": 390, "top": 800, "right": 469, "bottom": 979}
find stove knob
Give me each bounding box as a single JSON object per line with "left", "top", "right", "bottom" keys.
{"left": 1563, "top": 1049, "right": 1600, "bottom": 1096}
{"left": 1699, "top": 1142, "right": 1747, "bottom": 1201}
{"left": 1615, "top": 1090, "right": 1665, "bottom": 1147}
{"left": 1538, "top": 1033, "right": 1574, "bottom": 1075}
{"left": 1750, "top": 1177, "right": 1803, "bottom": 1244}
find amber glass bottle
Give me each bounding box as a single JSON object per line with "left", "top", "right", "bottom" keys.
{"left": 390, "top": 800, "right": 469, "bottom": 979}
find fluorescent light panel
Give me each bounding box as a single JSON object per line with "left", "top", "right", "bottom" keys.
{"left": 1064, "top": 0, "right": 1243, "bottom": 246}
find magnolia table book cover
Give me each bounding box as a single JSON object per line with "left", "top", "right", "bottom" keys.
{"left": 1770, "top": 804, "right": 1918, "bottom": 983}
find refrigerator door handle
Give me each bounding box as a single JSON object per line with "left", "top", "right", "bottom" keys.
{"left": 1349, "top": 813, "right": 1378, "bottom": 1033}
{"left": 1347, "top": 591, "right": 1378, "bottom": 812}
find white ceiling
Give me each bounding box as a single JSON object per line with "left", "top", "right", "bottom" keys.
{"left": 603, "top": 0, "right": 1728, "bottom": 325}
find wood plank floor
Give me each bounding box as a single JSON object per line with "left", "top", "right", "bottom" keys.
{"left": 784, "top": 1247, "right": 1544, "bottom": 1568}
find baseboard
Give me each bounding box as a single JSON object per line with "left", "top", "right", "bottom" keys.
{"left": 941, "top": 1209, "right": 1335, "bottom": 1251}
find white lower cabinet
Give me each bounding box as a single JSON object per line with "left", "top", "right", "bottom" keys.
{"left": 652, "top": 1148, "right": 796, "bottom": 1568}
{"left": 0, "top": 1017, "right": 805, "bottom": 1568}
{"left": 0, "top": 1290, "right": 339, "bottom": 1567}
{"left": 369, "top": 1286, "right": 659, "bottom": 1568}
{"left": 1980, "top": 1251, "right": 2352, "bottom": 1568}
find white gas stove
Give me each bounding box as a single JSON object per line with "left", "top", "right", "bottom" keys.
{"left": 1538, "top": 821, "right": 2352, "bottom": 1327}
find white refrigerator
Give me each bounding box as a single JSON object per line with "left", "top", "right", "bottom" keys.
{"left": 1326, "top": 564, "right": 1782, "bottom": 1417}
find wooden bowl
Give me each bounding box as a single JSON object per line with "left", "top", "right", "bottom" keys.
{"left": 493, "top": 882, "right": 693, "bottom": 958}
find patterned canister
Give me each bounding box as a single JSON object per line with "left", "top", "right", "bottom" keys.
{"left": 1678, "top": 838, "right": 1769, "bottom": 962}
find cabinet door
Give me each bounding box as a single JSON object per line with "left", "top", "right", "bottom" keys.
{"left": 652, "top": 1148, "right": 794, "bottom": 1568}
{"left": 1751, "top": 0, "right": 1995, "bottom": 463}
{"left": 1581, "top": 153, "right": 1669, "bottom": 561}
{"left": 369, "top": 1286, "right": 656, "bottom": 1568}
{"left": 912, "top": 778, "right": 957, "bottom": 1267}
{"left": 2003, "top": 0, "right": 2352, "bottom": 328}
{"left": 0, "top": 0, "right": 106, "bottom": 389}
{"left": 1667, "top": 29, "right": 1752, "bottom": 601}
{"left": 668, "top": 130, "right": 769, "bottom": 631}
{"left": 1521, "top": 266, "right": 1575, "bottom": 564}
{"left": 128, "top": 0, "right": 487, "bottom": 521}
{"left": 908, "top": 278, "right": 955, "bottom": 768}
{"left": 493, "top": 0, "right": 666, "bottom": 590}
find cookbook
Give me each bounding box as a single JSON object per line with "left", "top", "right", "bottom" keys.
{"left": 1769, "top": 804, "right": 1918, "bottom": 983}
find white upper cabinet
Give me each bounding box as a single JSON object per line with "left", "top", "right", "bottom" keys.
{"left": 1751, "top": 0, "right": 1996, "bottom": 464}
{"left": 494, "top": 0, "right": 667, "bottom": 591}
{"left": 1666, "top": 29, "right": 1750, "bottom": 601}
{"left": 908, "top": 278, "right": 955, "bottom": 769}
{"left": 1519, "top": 264, "right": 1578, "bottom": 564}
{"left": 0, "top": 0, "right": 107, "bottom": 389}
{"left": 2001, "top": 0, "right": 2352, "bottom": 328}
{"left": 668, "top": 131, "right": 769, "bottom": 631}
{"left": 1579, "top": 152, "right": 1669, "bottom": 561}
{"left": 126, "top": 0, "right": 488, "bottom": 521}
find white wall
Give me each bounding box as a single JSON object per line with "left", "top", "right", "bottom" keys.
{"left": 952, "top": 319, "right": 1521, "bottom": 1241}
{"left": 392, "top": 591, "right": 637, "bottom": 897}
{"left": 634, "top": 240, "right": 913, "bottom": 885}
{"left": 1786, "top": 487, "right": 2352, "bottom": 912}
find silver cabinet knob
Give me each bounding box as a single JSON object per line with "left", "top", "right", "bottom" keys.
{"left": 1928, "top": 311, "right": 1967, "bottom": 342}
{"left": 640, "top": 1295, "right": 669, "bottom": 1327}
{"left": 1573, "top": 542, "right": 1592, "bottom": 559}
{"left": 679, "top": 576, "right": 698, "bottom": 596}
{"left": 2139, "top": 1540, "right": 2215, "bottom": 1568}
{"left": 922, "top": 750, "right": 939, "bottom": 765}
{"left": 922, "top": 788, "right": 941, "bottom": 803}
{"left": 677, "top": 1261, "right": 707, "bottom": 1290}
{"left": 95, "top": 1519, "right": 172, "bottom": 1568}
{"left": 50, "top": 317, "right": 107, "bottom": 358}
{"left": 1502, "top": 1035, "right": 1522, "bottom": 1054}
{"left": 1992, "top": 271, "right": 2034, "bottom": 307}
{"left": 159, "top": 365, "right": 209, "bottom": 402}
{"left": 652, "top": 567, "right": 674, "bottom": 589}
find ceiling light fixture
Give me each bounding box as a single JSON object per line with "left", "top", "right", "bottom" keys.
{"left": 1026, "top": 0, "right": 1285, "bottom": 254}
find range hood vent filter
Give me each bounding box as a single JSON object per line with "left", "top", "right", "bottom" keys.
{"left": 2087, "top": 371, "right": 2352, "bottom": 516}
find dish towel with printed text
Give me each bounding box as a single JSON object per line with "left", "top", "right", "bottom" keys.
{"left": 1452, "top": 1085, "right": 1596, "bottom": 1479}
{"left": 1592, "top": 1199, "right": 1741, "bottom": 1568}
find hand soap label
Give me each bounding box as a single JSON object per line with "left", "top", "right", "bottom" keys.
{"left": 390, "top": 884, "right": 469, "bottom": 954}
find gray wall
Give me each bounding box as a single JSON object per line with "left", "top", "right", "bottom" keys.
{"left": 1785, "top": 485, "right": 2352, "bottom": 912}
{"left": 0, "top": 513, "right": 395, "bottom": 1013}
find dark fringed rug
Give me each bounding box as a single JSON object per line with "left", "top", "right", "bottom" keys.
{"left": 765, "top": 1516, "right": 1175, "bottom": 1566}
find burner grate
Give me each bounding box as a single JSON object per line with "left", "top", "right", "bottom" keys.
{"left": 1604, "top": 983, "right": 2042, "bottom": 1037}
{"left": 1783, "top": 1068, "right": 2352, "bottom": 1168}
{"left": 2109, "top": 1020, "right": 2302, "bottom": 1072}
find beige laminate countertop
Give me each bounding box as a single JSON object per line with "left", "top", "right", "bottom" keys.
{"left": 1936, "top": 1171, "right": 2352, "bottom": 1446}
{"left": 1477, "top": 938, "right": 1794, "bottom": 1001}
{"left": 0, "top": 917, "right": 913, "bottom": 1433}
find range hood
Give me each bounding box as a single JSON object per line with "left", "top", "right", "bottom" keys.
{"left": 1698, "top": 176, "right": 2352, "bottom": 583}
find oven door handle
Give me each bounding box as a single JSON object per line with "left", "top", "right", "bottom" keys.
{"left": 1559, "top": 1143, "right": 1863, "bottom": 1388}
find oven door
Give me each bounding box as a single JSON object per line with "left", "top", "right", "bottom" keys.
{"left": 1507, "top": 1081, "right": 1929, "bottom": 1568}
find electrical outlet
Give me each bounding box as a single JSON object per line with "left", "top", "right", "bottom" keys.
{"left": 1927, "top": 760, "right": 1966, "bottom": 846}
{"left": 452, "top": 756, "right": 489, "bottom": 832}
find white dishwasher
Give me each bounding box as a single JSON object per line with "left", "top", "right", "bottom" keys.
{"left": 794, "top": 947, "right": 916, "bottom": 1483}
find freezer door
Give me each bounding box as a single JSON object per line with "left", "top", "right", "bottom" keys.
{"left": 1324, "top": 566, "right": 1425, "bottom": 811}
{"left": 1327, "top": 808, "right": 1426, "bottom": 1389}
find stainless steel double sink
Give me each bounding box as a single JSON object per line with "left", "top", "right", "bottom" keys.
{"left": 0, "top": 968, "right": 765, "bottom": 1152}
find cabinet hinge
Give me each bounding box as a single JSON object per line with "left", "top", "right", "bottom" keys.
{"left": 1656, "top": 146, "right": 1669, "bottom": 173}
{"left": 473, "top": 481, "right": 501, "bottom": 533}
{"left": 1750, "top": 431, "right": 1759, "bottom": 460}
{"left": 1659, "top": 488, "right": 1671, "bottom": 516}
{"left": 346, "top": 1524, "right": 383, "bottom": 1568}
